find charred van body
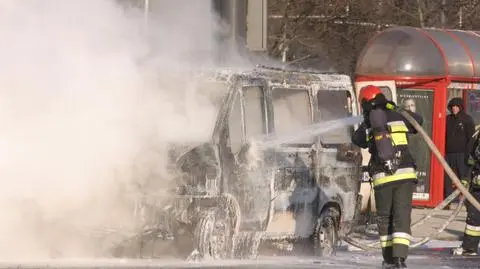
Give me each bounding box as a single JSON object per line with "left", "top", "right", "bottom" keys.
{"left": 111, "top": 66, "right": 363, "bottom": 260}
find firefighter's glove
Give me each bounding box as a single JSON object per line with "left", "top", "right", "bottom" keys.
{"left": 461, "top": 178, "right": 470, "bottom": 188}
{"left": 467, "top": 156, "right": 476, "bottom": 166}
{"left": 472, "top": 176, "right": 480, "bottom": 187}
{"left": 385, "top": 101, "right": 397, "bottom": 111}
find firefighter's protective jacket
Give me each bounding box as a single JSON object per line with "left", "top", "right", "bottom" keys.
{"left": 462, "top": 130, "right": 480, "bottom": 244}
{"left": 466, "top": 132, "right": 480, "bottom": 188}
{"left": 352, "top": 104, "right": 423, "bottom": 188}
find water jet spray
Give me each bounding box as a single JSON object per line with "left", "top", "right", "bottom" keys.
{"left": 253, "top": 116, "right": 363, "bottom": 149}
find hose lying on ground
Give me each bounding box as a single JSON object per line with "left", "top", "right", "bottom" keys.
{"left": 345, "top": 195, "right": 465, "bottom": 251}
{"left": 344, "top": 109, "right": 479, "bottom": 251}
{"left": 411, "top": 189, "right": 461, "bottom": 229}
{"left": 362, "top": 188, "right": 462, "bottom": 248}
{"left": 411, "top": 195, "right": 465, "bottom": 248}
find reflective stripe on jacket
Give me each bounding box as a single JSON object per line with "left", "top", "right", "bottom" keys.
{"left": 372, "top": 167, "right": 417, "bottom": 187}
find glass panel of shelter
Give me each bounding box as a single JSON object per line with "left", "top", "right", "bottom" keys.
{"left": 465, "top": 90, "right": 480, "bottom": 126}
{"left": 424, "top": 30, "right": 474, "bottom": 77}
{"left": 448, "top": 31, "right": 480, "bottom": 78}
{"left": 378, "top": 86, "right": 393, "bottom": 101}
{"left": 445, "top": 86, "right": 480, "bottom": 122}
{"left": 447, "top": 87, "right": 480, "bottom": 126}
{"left": 397, "top": 88, "right": 435, "bottom": 201}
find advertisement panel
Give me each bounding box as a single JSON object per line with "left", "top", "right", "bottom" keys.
{"left": 398, "top": 89, "right": 434, "bottom": 200}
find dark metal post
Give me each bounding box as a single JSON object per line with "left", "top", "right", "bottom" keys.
{"left": 212, "top": 0, "right": 247, "bottom": 64}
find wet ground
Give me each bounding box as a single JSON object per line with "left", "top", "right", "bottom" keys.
{"left": 2, "top": 246, "right": 478, "bottom": 269}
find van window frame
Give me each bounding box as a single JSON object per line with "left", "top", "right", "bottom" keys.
{"left": 220, "top": 78, "right": 268, "bottom": 154}
{"left": 240, "top": 85, "right": 268, "bottom": 142}
{"left": 270, "top": 86, "right": 314, "bottom": 146}
{"left": 316, "top": 88, "right": 353, "bottom": 147}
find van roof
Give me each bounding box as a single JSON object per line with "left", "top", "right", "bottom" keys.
{"left": 196, "top": 65, "right": 353, "bottom": 91}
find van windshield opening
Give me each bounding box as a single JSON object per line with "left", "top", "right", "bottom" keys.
{"left": 196, "top": 81, "right": 228, "bottom": 110}
{"left": 182, "top": 80, "right": 229, "bottom": 142}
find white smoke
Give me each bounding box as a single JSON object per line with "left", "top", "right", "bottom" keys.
{"left": 0, "top": 0, "right": 249, "bottom": 259}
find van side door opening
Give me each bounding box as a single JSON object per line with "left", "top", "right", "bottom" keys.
{"left": 266, "top": 86, "right": 317, "bottom": 237}
{"left": 222, "top": 81, "right": 272, "bottom": 226}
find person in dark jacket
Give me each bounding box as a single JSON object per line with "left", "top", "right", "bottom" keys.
{"left": 352, "top": 85, "right": 423, "bottom": 269}
{"left": 445, "top": 98, "right": 475, "bottom": 206}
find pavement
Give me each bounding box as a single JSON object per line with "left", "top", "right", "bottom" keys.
{"left": 0, "top": 249, "right": 477, "bottom": 269}
{"left": 345, "top": 203, "right": 470, "bottom": 253}
{"left": 354, "top": 203, "right": 468, "bottom": 241}
{"left": 0, "top": 206, "right": 473, "bottom": 269}
{"left": 410, "top": 203, "right": 467, "bottom": 241}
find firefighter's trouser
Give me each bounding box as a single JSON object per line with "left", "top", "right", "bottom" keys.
{"left": 461, "top": 190, "right": 480, "bottom": 251}
{"left": 374, "top": 181, "right": 414, "bottom": 262}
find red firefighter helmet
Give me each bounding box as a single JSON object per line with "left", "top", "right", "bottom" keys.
{"left": 359, "top": 85, "right": 382, "bottom": 103}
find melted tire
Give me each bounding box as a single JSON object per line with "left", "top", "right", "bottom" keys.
{"left": 314, "top": 207, "right": 339, "bottom": 257}
{"left": 194, "top": 208, "right": 233, "bottom": 259}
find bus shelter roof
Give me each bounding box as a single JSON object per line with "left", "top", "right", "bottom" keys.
{"left": 356, "top": 26, "right": 480, "bottom": 81}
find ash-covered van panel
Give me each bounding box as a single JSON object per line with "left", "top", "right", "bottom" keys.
{"left": 110, "top": 66, "right": 360, "bottom": 259}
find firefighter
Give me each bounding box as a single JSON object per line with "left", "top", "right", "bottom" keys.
{"left": 452, "top": 130, "right": 480, "bottom": 256}
{"left": 352, "top": 85, "right": 423, "bottom": 269}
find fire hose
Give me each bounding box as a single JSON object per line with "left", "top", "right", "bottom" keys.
{"left": 344, "top": 109, "right": 480, "bottom": 251}
{"left": 345, "top": 189, "right": 464, "bottom": 251}
{"left": 360, "top": 188, "right": 463, "bottom": 249}
{"left": 401, "top": 109, "right": 480, "bottom": 210}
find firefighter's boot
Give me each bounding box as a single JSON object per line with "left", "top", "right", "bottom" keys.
{"left": 452, "top": 247, "right": 478, "bottom": 256}
{"left": 393, "top": 257, "right": 407, "bottom": 268}
{"left": 382, "top": 261, "right": 396, "bottom": 269}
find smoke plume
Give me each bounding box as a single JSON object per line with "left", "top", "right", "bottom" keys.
{"left": 0, "top": 0, "right": 244, "bottom": 259}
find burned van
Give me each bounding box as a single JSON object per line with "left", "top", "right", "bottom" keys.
{"left": 113, "top": 66, "right": 362, "bottom": 259}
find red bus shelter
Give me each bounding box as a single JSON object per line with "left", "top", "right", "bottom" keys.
{"left": 354, "top": 26, "right": 480, "bottom": 208}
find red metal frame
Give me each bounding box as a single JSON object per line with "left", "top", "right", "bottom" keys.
{"left": 357, "top": 75, "right": 480, "bottom": 83}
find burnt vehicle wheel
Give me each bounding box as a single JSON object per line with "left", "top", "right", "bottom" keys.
{"left": 314, "top": 207, "right": 339, "bottom": 257}
{"left": 194, "top": 208, "right": 233, "bottom": 259}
